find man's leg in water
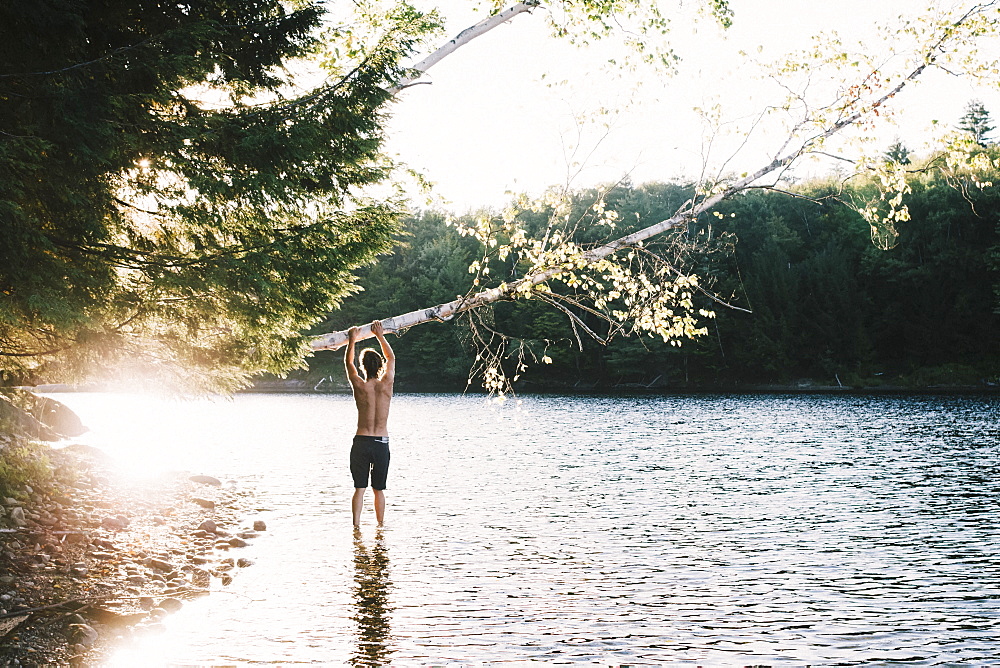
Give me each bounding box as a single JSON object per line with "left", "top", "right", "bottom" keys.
{"left": 352, "top": 488, "right": 366, "bottom": 527}
{"left": 373, "top": 489, "right": 385, "bottom": 525}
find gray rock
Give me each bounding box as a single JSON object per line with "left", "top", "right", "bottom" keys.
{"left": 146, "top": 557, "right": 173, "bottom": 572}
{"left": 70, "top": 563, "right": 89, "bottom": 577}
{"left": 9, "top": 507, "right": 26, "bottom": 526}
{"left": 158, "top": 597, "right": 183, "bottom": 613}
{"left": 147, "top": 607, "right": 168, "bottom": 621}
{"left": 228, "top": 537, "right": 248, "bottom": 548}
{"left": 191, "top": 497, "right": 216, "bottom": 509}
{"left": 189, "top": 475, "right": 222, "bottom": 486}
{"left": 127, "top": 575, "right": 146, "bottom": 585}
{"left": 189, "top": 568, "right": 211, "bottom": 587}
{"left": 138, "top": 596, "right": 155, "bottom": 611}
{"left": 92, "top": 537, "right": 115, "bottom": 550}
{"left": 100, "top": 516, "right": 128, "bottom": 531}
{"left": 70, "top": 623, "right": 99, "bottom": 646}
{"left": 252, "top": 520, "right": 267, "bottom": 531}
{"left": 196, "top": 519, "right": 218, "bottom": 533}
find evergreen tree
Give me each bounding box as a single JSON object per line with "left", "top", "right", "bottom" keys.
{"left": 958, "top": 99, "right": 995, "bottom": 146}
{"left": 884, "top": 140, "right": 912, "bottom": 165}
{"left": 0, "top": 0, "right": 435, "bottom": 390}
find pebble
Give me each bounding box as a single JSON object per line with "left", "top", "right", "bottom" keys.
{"left": 253, "top": 520, "right": 267, "bottom": 531}
{"left": 189, "top": 475, "right": 222, "bottom": 486}
{"left": 228, "top": 537, "right": 248, "bottom": 548}
{"left": 146, "top": 557, "right": 173, "bottom": 572}
{"left": 69, "top": 623, "right": 99, "bottom": 646}
{"left": 197, "top": 519, "right": 218, "bottom": 533}
{"left": 192, "top": 497, "right": 216, "bottom": 509}
{"left": 100, "top": 516, "right": 128, "bottom": 531}
{"left": 146, "top": 607, "right": 168, "bottom": 621}
{"left": 9, "top": 507, "right": 26, "bottom": 526}
{"left": 158, "top": 597, "right": 183, "bottom": 613}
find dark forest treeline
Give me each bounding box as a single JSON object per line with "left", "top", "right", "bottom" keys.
{"left": 309, "top": 161, "right": 1000, "bottom": 391}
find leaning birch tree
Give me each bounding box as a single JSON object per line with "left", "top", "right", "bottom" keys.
{"left": 312, "top": 1, "right": 1000, "bottom": 395}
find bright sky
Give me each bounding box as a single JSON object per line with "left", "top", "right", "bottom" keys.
{"left": 384, "top": 0, "right": 1000, "bottom": 212}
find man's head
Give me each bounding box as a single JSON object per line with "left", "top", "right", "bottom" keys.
{"left": 359, "top": 348, "right": 385, "bottom": 380}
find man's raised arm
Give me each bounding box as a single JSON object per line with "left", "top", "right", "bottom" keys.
{"left": 344, "top": 326, "right": 361, "bottom": 383}
{"left": 371, "top": 321, "right": 395, "bottom": 382}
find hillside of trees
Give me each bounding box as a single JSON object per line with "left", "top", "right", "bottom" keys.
{"left": 308, "top": 151, "right": 1000, "bottom": 392}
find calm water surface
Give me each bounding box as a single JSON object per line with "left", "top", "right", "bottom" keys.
{"left": 48, "top": 392, "right": 1000, "bottom": 665}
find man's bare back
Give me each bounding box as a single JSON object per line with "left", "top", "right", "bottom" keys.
{"left": 351, "top": 373, "right": 393, "bottom": 436}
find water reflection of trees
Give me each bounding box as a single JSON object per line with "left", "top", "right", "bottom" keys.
{"left": 351, "top": 529, "right": 393, "bottom": 666}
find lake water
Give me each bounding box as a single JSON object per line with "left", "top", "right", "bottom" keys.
{"left": 47, "top": 391, "right": 1000, "bottom": 666}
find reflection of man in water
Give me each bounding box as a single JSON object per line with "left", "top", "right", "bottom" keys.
{"left": 351, "top": 529, "right": 393, "bottom": 666}
{"left": 345, "top": 321, "right": 395, "bottom": 527}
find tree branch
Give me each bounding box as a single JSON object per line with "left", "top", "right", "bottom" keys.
{"left": 310, "top": 1, "right": 996, "bottom": 350}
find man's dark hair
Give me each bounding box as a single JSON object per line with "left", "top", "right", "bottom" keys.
{"left": 359, "top": 348, "right": 384, "bottom": 379}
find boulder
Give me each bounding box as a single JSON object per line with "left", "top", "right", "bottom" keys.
{"left": 29, "top": 395, "right": 88, "bottom": 437}
{"left": 0, "top": 394, "right": 61, "bottom": 441}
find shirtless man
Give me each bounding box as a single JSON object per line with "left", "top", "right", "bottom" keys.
{"left": 345, "top": 321, "right": 395, "bottom": 527}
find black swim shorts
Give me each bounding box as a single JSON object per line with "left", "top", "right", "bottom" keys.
{"left": 350, "top": 435, "right": 390, "bottom": 490}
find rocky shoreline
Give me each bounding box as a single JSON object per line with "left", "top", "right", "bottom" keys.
{"left": 0, "top": 442, "right": 265, "bottom": 666}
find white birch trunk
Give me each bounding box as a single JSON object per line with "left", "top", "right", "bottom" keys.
{"left": 388, "top": 2, "right": 540, "bottom": 95}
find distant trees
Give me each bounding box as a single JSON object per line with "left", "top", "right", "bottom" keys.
{"left": 319, "top": 159, "right": 999, "bottom": 390}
